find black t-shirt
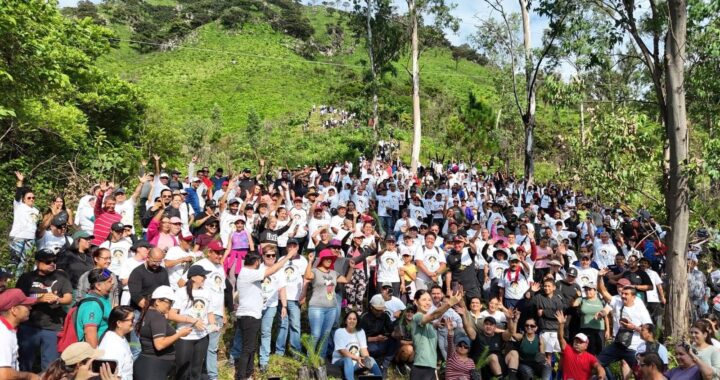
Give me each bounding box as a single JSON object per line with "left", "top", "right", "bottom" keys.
{"left": 471, "top": 332, "right": 504, "bottom": 361}
{"left": 139, "top": 309, "right": 176, "bottom": 360}
{"left": 446, "top": 250, "right": 480, "bottom": 291}
{"left": 623, "top": 269, "right": 653, "bottom": 299}
{"left": 359, "top": 311, "right": 393, "bottom": 338}
{"left": 16, "top": 270, "right": 73, "bottom": 331}
{"left": 56, "top": 249, "right": 94, "bottom": 288}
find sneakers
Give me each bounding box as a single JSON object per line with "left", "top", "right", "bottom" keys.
{"left": 395, "top": 363, "right": 411, "bottom": 376}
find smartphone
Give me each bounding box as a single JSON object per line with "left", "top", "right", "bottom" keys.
{"left": 92, "top": 359, "right": 117, "bottom": 374}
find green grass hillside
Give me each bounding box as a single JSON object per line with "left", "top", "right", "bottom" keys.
{"left": 96, "top": 5, "right": 500, "bottom": 164}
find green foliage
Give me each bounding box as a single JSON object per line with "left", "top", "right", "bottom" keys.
{"left": 563, "top": 108, "right": 663, "bottom": 204}
{"left": 290, "top": 333, "right": 328, "bottom": 368}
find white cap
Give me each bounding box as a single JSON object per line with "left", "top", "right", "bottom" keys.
{"left": 369, "top": 294, "right": 386, "bottom": 310}
{"left": 191, "top": 177, "right": 201, "bottom": 182}
{"left": 151, "top": 285, "right": 175, "bottom": 300}
{"left": 574, "top": 333, "right": 589, "bottom": 342}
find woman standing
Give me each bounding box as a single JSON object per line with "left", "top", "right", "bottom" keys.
{"left": 304, "top": 249, "right": 353, "bottom": 358}
{"left": 169, "top": 266, "right": 215, "bottom": 380}
{"left": 411, "top": 289, "right": 463, "bottom": 379}
{"left": 691, "top": 319, "right": 720, "bottom": 379}
{"left": 98, "top": 306, "right": 136, "bottom": 380}
{"left": 331, "top": 311, "right": 383, "bottom": 380}
{"left": 134, "top": 286, "right": 192, "bottom": 380}
{"left": 573, "top": 283, "right": 610, "bottom": 355}
{"left": 147, "top": 207, "right": 180, "bottom": 251}
{"left": 346, "top": 229, "right": 376, "bottom": 313}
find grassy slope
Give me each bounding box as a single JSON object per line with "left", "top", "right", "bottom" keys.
{"left": 98, "top": 7, "right": 498, "bottom": 138}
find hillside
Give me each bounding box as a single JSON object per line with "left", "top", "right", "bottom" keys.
{"left": 92, "top": 3, "right": 502, "bottom": 164}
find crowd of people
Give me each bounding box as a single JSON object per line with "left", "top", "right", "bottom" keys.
{"left": 2, "top": 155, "right": 717, "bottom": 380}
{"left": 304, "top": 104, "right": 360, "bottom": 130}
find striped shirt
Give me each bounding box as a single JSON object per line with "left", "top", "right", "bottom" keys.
{"left": 445, "top": 334, "right": 475, "bottom": 380}
{"left": 92, "top": 191, "right": 122, "bottom": 246}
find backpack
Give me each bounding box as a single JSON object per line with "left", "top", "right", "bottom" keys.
{"left": 57, "top": 297, "right": 105, "bottom": 353}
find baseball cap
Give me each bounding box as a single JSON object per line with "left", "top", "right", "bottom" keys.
{"left": 242, "top": 168, "right": 251, "bottom": 173}
{"left": 287, "top": 238, "right": 299, "bottom": 246}
{"left": 369, "top": 294, "right": 386, "bottom": 310}
{"left": 114, "top": 187, "right": 126, "bottom": 194}
{"left": 574, "top": 333, "right": 589, "bottom": 342}
{"left": 159, "top": 172, "right": 169, "bottom": 179}
{"left": 0, "top": 289, "right": 37, "bottom": 311}
{"left": 484, "top": 316, "right": 497, "bottom": 325}
{"left": 205, "top": 199, "right": 217, "bottom": 208}
{"left": 228, "top": 198, "right": 241, "bottom": 205}
{"left": 187, "top": 265, "right": 211, "bottom": 278}
{"left": 72, "top": 230, "right": 93, "bottom": 241}
{"left": 549, "top": 260, "right": 562, "bottom": 267}
{"left": 111, "top": 222, "right": 125, "bottom": 232}
{"left": 508, "top": 254, "right": 520, "bottom": 262}
{"left": 385, "top": 235, "right": 396, "bottom": 242}
{"left": 61, "top": 342, "right": 104, "bottom": 366}
{"left": 35, "top": 249, "right": 56, "bottom": 262}
{"left": 207, "top": 240, "right": 225, "bottom": 252}
{"left": 381, "top": 282, "right": 393, "bottom": 288}
{"left": 179, "top": 230, "right": 193, "bottom": 242}
{"left": 567, "top": 267, "right": 578, "bottom": 277}
{"left": 455, "top": 335, "right": 472, "bottom": 347}
{"left": 51, "top": 214, "right": 68, "bottom": 227}
{"left": 582, "top": 283, "right": 597, "bottom": 289}
{"left": 151, "top": 285, "right": 175, "bottom": 300}
{"left": 329, "top": 239, "right": 342, "bottom": 248}
{"left": 191, "top": 177, "right": 201, "bottom": 182}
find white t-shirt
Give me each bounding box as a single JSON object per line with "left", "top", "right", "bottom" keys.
{"left": 594, "top": 241, "right": 619, "bottom": 269}
{"left": 376, "top": 251, "right": 401, "bottom": 283}
{"left": 165, "top": 247, "right": 194, "bottom": 291}
{"left": 37, "top": 232, "right": 71, "bottom": 254}
{"left": 100, "top": 238, "right": 133, "bottom": 275}
{"left": 332, "top": 328, "right": 368, "bottom": 364}
{"left": 609, "top": 296, "right": 652, "bottom": 351}
{"left": 415, "top": 245, "right": 446, "bottom": 283}
{"left": 479, "top": 310, "right": 508, "bottom": 327}
{"left": 119, "top": 257, "right": 145, "bottom": 305}
{"left": 10, "top": 201, "right": 39, "bottom": 240}
{"left": 644, "top": 269, "right": 662, "bottom": 303}
{"left": 289, "top": 207, "right": 309, "bottom": 238}
{"left": 498, "top": 268, "right": 530, "bottom": 300}
{"left": 282, "top": 256, "right": 308, "bottom": 301}
{"left": 115, "top": 199, "right": 135, "bottom": 233}
{"left": 383, "top": 296, "right": 406, "bottom": 322}
{"left": 235, "top": 267, "right": 265, "bottom": 319}
{"left": 488, "top": 260, "right": 509, "bottom": 280}
{"left": 185, "top": 259, "right": 225, "bottom": 316}
{"left": 173, "top": 287, "right": 213, "bottom": 340}
{"left": 259, "top": 263, "right": 287, "bottom": 309}
{"left": 0, "top": 319, "right": 18, "bottom": 370}
{"left": 98, "top": 331, "right": 133, "bottom": 380}
{"left": 220, "top": 211, "right": 243, "bottom": 246}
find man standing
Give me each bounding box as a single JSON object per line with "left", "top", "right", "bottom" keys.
{"left": 16, "top": 249, "right": 73, "bottom": 371}
{"left": 234, "top": 251, "right": 293, "bottom": 380}
{"left": 529, "top": 278, "right": 566, "bottom": 364}
{"left": 128, "top": 247, "right": 170, "bottom": 312}
{"left": 91, "top": 182, "right": 123, "bottom": 247}
{"left": 0, "top": 289, "right": 39, "bottom": 380}
{"left": 556, "top": 312, "right": 607, "bottom": 380}
{"left": 275, "top": 239, "right": 306, "bottom": 357}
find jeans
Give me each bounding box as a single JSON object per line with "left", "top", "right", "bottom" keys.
{"left": 230, "top": 318, "right": 243, "bottom": 360}
{"left": 259, "top": 306, "right": 278, "bottom": 366}
{"left": 17, "top": 324, "right": 59, "bottom": 371}
{"left": 598, "top": 342, "right": 638, "bottom": 380}
{"left": 367, "top": 338, "right": 400, "bottom": 369}
{"left": 308, "top": 306, "right": 337, "bottom": 358}
{"left": 276, "top": 301, "right": 301, "bottom": 356}
{"left": 235, "top": 316, "right": 261, "bottom": 380}
{"left": 206, "top": 315, "right": 224, "bottom": 380}
{"left": 175, "top": 336, "right": 209, "bottom": 380}
{"left": 381, "top": 216, "right": 393, "bottom": 236}
{"left": 9, "top": 238, "right": 34, "bottom": 280}
{"left": 336, "top": 356, "right": 382, "bottom": 380}
{"left": 129, "top": 311, "right": 141, "bottom": 360}
{"left": 518, "top": 361, "right": 552, "bottom": 380}
{"left": 133, "top": 355, "right": 174, "bottom": 380}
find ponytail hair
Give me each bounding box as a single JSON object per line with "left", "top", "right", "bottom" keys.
{"left": 135, "top": 298, "right": 153, "bottom": 337}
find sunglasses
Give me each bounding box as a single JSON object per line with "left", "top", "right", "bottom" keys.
{"left": 264, "top": 254, "right": 276, "bottom": 258}
{"left": 158, "top": 298, "right": 173, "bottom": 304}
{"left": 40, "top": 260, "right": 57, "bottom": 265}
{"left": 26, "top": 196, "right": 35, "bottom": 200}
{"left": 457, "top": 343, "right": 469, "bottom": 349}
{"left": 525, "top": 324, "right": 537, "bottom": 328}
{"left": 207, "top": 224, "right": 218, "bottom": 228}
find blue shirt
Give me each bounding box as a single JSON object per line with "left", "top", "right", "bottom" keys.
{"left": 75, "top": 293, "right": 111, "bottom": 342}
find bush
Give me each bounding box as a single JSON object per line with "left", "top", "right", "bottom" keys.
{"left": 219, "top": 6, "right": 249, "bottom": 30}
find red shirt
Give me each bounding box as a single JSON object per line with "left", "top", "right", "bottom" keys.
{"left": 562, "top": 343, "right": 598, "bottom": 380}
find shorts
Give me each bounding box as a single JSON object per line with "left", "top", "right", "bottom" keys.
{"left": 540, "top": 331, "right": 561, "bottom": 353}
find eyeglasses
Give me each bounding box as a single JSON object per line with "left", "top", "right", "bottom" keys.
{"left": 172, "top": 223, "right": 182, "bottom": 226}
{"left": 98, "top": 256, "right": 111, "bottom": 261}
{"left": 525, "top": 324, "right": 537, "bottom": 328}
{"left": 122, "top": 317, "right": 135, "bottom": 322}
{"left": 207, "top": 225, "right": 218, "bottom": 228}
{"left": 158, "top": 298, "right": 172, "bottom": 304}
{"left": 25, "top": 196, "right": 35, "bottom": 200}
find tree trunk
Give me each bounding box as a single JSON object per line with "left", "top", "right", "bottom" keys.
{"left": 663, "top": 0, "right": 690, "bottom": 339}
{"left": 523, "top": 116, "right": 535, "bottom": 185}
{"left": 409, "top": 0, "right": 422, "bottom": 175}
{"left": 519, "top": 0, "right": 536, "bottom": 184}
{"left": 366, "top": 0, "right": 379, "bottom": 138}
{"left": 580, "top": 101, "right": 585, "bottom": 145}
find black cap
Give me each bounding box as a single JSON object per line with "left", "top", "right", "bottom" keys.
{"left": 35, "top": 249, "right": 56, "bottom": 262}
{"left": 216, "top": 168, "right": 223, "bottom": 173}
{"left": 287, "top": 238, "right": 299, "bottom": 246}
{"left": 205, "top": 200, "right": 217, "bottom": 208}
{"left": 171, "top": 169, "right": 181, "bottom": 175}
{"left": 187, "top": 265, "right": 211, "bottom": 278}
{"left": 114, "top": 187, "right": 126, "bottom": 194}
{"left": 0, "top": 268, "right": 12, "bottom": 279}
{"left": 51, "top": 214, "right": 68, "bottom": 227}
{"left": 131, "top": 239, "right": 153, "bottom": 251}
{"left": 242, "top": 168, "right": 251, "bottom": 173}
{"left": 567, "top": 267, "right": 579, "bottom": 277}
{"left": 484, "top": 316, "right": 497, "bottom": 325}
{"left": 111, "top": 222, "right": 125, "bottom": 232}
